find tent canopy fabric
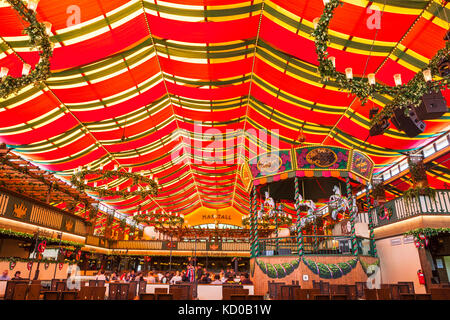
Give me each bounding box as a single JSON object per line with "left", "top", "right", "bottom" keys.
{"left": 0, "top": 0, "right": 448, "bottom": 217}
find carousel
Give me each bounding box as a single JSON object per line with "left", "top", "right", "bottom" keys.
{"left": 243, "top": 145, "right": 380, "bottom": 294}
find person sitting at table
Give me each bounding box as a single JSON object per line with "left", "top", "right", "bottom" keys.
{"left": 239, "top": 273, "right": 253, "bottom": 285}
{"left": 135, "top": 272, "right": 144, "bottom": 282}
{"left": 110, "top": 272, "right": 118, "bottom": 281}
{"left": 12, "top": 271, "right": 22, "bottom": 280}
{"left": 147, "top": 272, "right": 156, "bottom": 283}
{"left": 198, "top": 273, "right": 211, "bottom": 284}
{"left": 0, "top": 270, "right": 10, "bottom": 280}
{"left": 96, "top": 270, "right": 106, "bottom": 281}
{"left": 224, "top": 275, "right": 236, "bottom": 284}
{"left": 157, "top": 271, "right": 164, "bottom": 283}
{"left": 119, "top": 271, "right": 128, "bottom": 281}
{"left": 170, "top": 271, "right": 182, "bottom": 284}
{"left": 210, "top": 274, "right": 222, "bottom": 285}
{"left": 129, "top": 270, "right": 137, "bottom": 281}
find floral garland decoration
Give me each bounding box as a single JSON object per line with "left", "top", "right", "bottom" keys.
{"left": 312, "top": 0, "right": 450, "bottom": 128}
{"left": 242, "top": 215, "right": 293, "bottom": 229}
{"left": 405, "top": 227, "right": 450, "bottom": 248}
{"left": 403, "top": 186, "right": 436, "bottom": 204}
{"left": 359, "top": 257, "right": 380, "bottom": 277}
{"left": 0, "top": 256, "right": 78, "bottom": 267}
{"left": 0, "top": 227, "right": 83, "bottom": 247}
{"left": 302, "top": 256, "right": 358, "bottom": 279}
{"left": 71, "top": 168, "right": 159, "bottom": 199}
{"left": 132, "top": 213, "right": 184, "bottom": 227}
{"left": 1, "top": 0, "right": 54, "bottom": 99}
{"left": 255, "top": 258, "right": 300, "bottom": 279}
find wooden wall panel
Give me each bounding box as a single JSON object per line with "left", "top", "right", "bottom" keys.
{"left": 250, "top": 255, "right": 378, "bottom": 296}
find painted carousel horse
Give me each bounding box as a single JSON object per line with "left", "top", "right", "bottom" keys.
{"left": 328, "top": 185, "right": 350, "bottom": 220}
{"left": 295, "top": 194, "right": 318, "bottom": 228}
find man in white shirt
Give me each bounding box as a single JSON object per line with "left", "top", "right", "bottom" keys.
{"left": 95, "top": 270, "right": 106, "bottom": 281}
{"left": 170, "top": 271, "right": 182, "bottom": 284}
{"left": 157, "top": 272, "right": 164, "bottom": 282}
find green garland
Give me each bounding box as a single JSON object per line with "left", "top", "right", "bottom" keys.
{"left": 313, "top": 0, "right": 450, "bottom": 128}
{"left": 0, "top": 227, "right": 84, "bottom": 247}
{"left": 302, "top": 257, "right": 358, "bottom": 279}
{"left": 132, "top": 213, "right": 184, "bottom": 227}
{"left": 403, "top": 186, "right": 436, "bottom": 204}
{"left": 255, "top": 258, "right": 300, "bottom": 279}
{"left": 360, "top": 258, "right": 380, "bottom": 277}
{"left": 71, "top": 169, "right": 159, "bottom": 199}
{"left": 242, "top": 215, "right": 293, "bottom": 229}
{"left": 405, "top": 227, "right": 450, "bottom": 239}
{"left": 0, "top": 256, "right": 77, "bottom": 267}
{"left": 1, "top": 0, "right": 54, "bottom": 99}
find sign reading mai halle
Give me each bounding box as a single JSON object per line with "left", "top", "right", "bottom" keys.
{"left": 201, "top": 214, "right": 232, "bottom": 221}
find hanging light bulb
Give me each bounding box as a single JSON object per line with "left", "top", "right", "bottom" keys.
{"left": 155, "top": 178, "right": 159, "bottom": 184}
{"left": 84, "top": 179, "right": 88, "bottom": 184}
{"left": 327, "top": 56, "right": 335, "bottom": 68}
{"left": 127, "top": 187, "right": 131, "bottom": 192}
{"left": 128, "top": 167, "right": 132, "bottom": 173}
{"left": 0, "top": 67, "right": 9, "bottom": 78}
{"left": 94, "top": 181, "right": 97, "bottom": 187}
{"left": 323, "top": 0, "right": 330, "bottom": 4}
{"left": 116, "top": 186, "right": 119, "bottom": 192}
{"left": 114, "top": 165, "right": 118, "bottom": 170}
{"left": 393, "top": 73, "right": 402, "bottom": 86}
{"left": 150, "top": 174, "right": 153, "bottom": 180}
{"left": 138, "top": 186, "right": 141, "bottom": 192}
{"left": 99, "top": 164, "right": 104, "bottom": 170}
{"left": 368, "top": 73, "right": 376, "bottom": 85}
{"left": 422, "top": 69, "right": 432, "bottom": 82}
{"left": 345, "top": 68, "right": 353, "bottom": 80}
{"left": 313, "top": 17, "right": 320, "bottom": 29}
{"left": 43, "top": 22, "right": 52, "bottom": 35}
{"left": 22, "top": 63, "right": 31, "bottom": 76}
{"left": 27, "top": 0, "right": 39, "bottom": 11}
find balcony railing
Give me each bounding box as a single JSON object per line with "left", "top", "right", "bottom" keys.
{"left": 371, "top": 189, "right": 450, "bottom": 228}
{"left": 85, "top": 237, "right": 251, "bottom": 252}
{"left": 257, "top": 236, "right": 373, "bottom": 257}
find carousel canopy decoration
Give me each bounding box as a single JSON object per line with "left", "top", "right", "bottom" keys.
{"left": 247, "top": 145, "right": 374, "bottom": 186}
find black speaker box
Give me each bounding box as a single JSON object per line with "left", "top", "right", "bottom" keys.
{"left": 414, "top": 91, "right": 448, "bottom": 120}
{"left": 391, "top": 106, "right": 426, "bottom": 137}
{"left": 369, "top": 118, "right": 390, "bottom": 136}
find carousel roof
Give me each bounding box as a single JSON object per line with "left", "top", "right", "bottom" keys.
{"left": 0, "top": 0, "right": 449, "bottom": 218}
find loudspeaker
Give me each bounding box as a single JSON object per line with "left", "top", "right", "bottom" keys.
{"left": 391, "top": 106, "right": 425, "bottom": 137}
{"left": 414, "top": 91, "right": 447, "bottom": 120}
{"left": 369, "top": 118, "right": 390, "bottom": 136}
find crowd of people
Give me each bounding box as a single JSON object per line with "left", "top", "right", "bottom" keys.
{"left": 0, "top": 270, "right": 23, "bottom": 281}
{"left": 94, "top": 266, "right": 253, "bottom": 285}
